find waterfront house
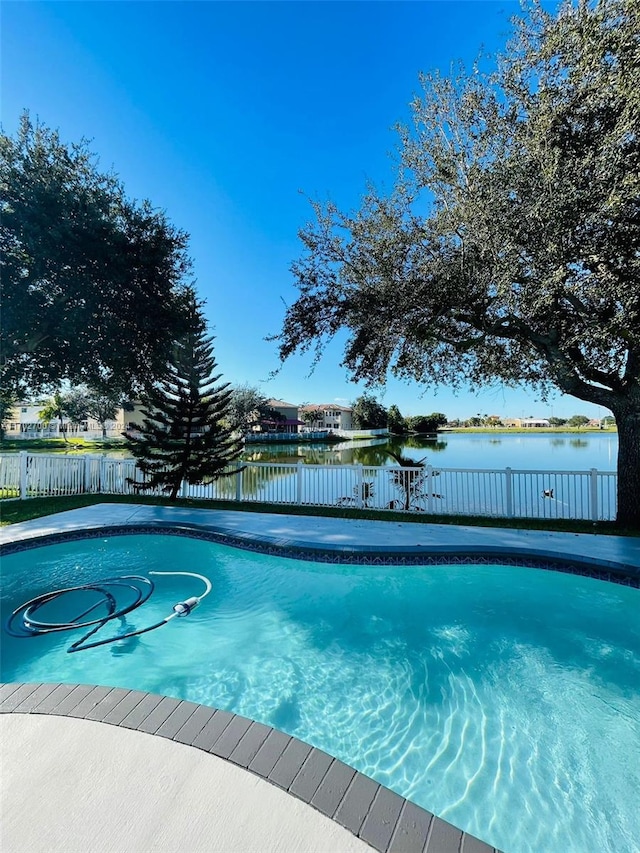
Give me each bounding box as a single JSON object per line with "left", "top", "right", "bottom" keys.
{"left": 2, "top": 401, "right": 124, "bottom": 438}
{"left": 503, "top": 418, "right": 550, "bottom": 428}
{"left": 258, "top": 399, "right": 303, "bottom": 435}
{"left": 298, "top": 404, "right": 353, "bottom": 432}
{"left": 521, "top": 418, "right": 551, "bottom": 428}
{"left": 3, "top": 400, "right": 143, "bottom": 439}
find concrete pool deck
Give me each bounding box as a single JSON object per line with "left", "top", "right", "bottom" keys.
{"left": 1, "top": 708, "right": 370, "bottom": 853}
{"left": 1, "top": 502, "right": 639, "bottom": 574}
{"left": 1, "top": 684, "right": 497, "bottom": 853}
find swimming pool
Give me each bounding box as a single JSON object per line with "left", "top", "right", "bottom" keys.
{"left": 2, "top": 533, "right": 639, "bottom": 853}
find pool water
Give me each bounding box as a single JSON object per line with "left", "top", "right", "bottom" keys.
{"left": 2, "top": 535, "right": 639, "bottom": 853}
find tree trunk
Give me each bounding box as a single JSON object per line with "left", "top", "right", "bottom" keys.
{"left": 611, "top": 403, "right": 640, "bottom": 529}
{"left": 169, "top": 471, "right": 184, "bottom": 502}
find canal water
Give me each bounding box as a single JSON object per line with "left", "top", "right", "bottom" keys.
{"left": 243, "top": 432, "right": 619, "bottom": 472}
{"left": 2, "top": 432, "right": 618, "bottom": 517}
{"left": 5, "top": 432, "right": 618, "bottom": 473}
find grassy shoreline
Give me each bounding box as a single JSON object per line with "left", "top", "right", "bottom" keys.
{"left": 1, "top": 494, "right": 637, "bottom": 536}
{"left": 440, "top": 427, "right": 617, "bottom": 435}
{"left": 0, "top": 438, "right": 127, "bottom": 454}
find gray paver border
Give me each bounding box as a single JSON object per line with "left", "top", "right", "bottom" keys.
{"left": 1, "top": 522, "right": 637, "bottom": 585}
{"left": 0, "top": 682, "right": 500, "bottom": 853}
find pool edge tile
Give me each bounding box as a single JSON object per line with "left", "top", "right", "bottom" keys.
{"left": 0, "top": 685, "right": 503, "bottom": 853}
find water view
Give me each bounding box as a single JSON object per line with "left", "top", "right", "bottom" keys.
{"left": 243, "top": 432, "right": 618, "bottom": 472}
{"left": 6, "top": 432, "right": 617, "bottom": 473}
{"left": 0, "top": 432, "right": 619, "bottom": 520}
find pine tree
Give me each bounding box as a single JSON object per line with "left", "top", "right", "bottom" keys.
{"left": 125, "top": 294, "right": 243, "bottom": 500}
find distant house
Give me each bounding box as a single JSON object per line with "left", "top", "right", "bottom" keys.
{"left": 3, "top": 400, "right": 126, "bottom": 438}
{"left": 520, "top": 418, "right": 551, "bottom": 428}
{"left": 121, "top": 403, "right": 146, "bottom": 432}
{"left": 259, "top": 399, "right": 303, "bottom": 435}
{"left": 298, "top": 404, "right": 353, "bottom": 432}
{"left": 503, "top": 418, "right": 550, "bottom": 428}
{"left": 2, "top": 402, "right": 49, "bottom": 435}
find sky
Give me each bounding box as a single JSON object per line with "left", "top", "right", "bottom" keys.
{"left": 1, "top": 0, "right": 609, "bottom": 421}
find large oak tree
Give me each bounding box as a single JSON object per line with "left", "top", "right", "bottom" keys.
{"left": 276, "top": 0, "right": 640, "bottom": 527}
{"left": 1, "top": 114, "right": 192, "bottom": 396}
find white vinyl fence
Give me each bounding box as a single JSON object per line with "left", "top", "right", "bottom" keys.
{"left": 0, "top": 452, "right": 618, "bottom": 522}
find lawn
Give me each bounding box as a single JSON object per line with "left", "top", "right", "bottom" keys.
{"left": 0, "top": 438, "right": 128, "bottom": 454}
{"left": 442, "top": 427, "right": 617, "bottom": 434}
{"left": 1, "top": 494, "right": 637, "bottom": 536}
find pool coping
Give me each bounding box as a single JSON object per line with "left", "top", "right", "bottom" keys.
{"left": 1, "top": 516, "right": 639, "bottom": 586}
{"left": 0, "top": 682, "right": 500, "bottom": 853}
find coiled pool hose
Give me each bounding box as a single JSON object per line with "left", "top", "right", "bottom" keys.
{"left": 5, "top": 571, "right": 212, "bottom": 653}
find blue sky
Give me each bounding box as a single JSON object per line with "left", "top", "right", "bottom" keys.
{"left": 2, "top": 1, "right": 607, "bottom": 420}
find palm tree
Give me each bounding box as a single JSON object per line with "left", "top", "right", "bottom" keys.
{"left": 302, "top": 409, "right": 324, "bottom": 430}
{"left": 38, "top": 391, "right": 69, "bottom": 443}
{"left": 387, "top": 450, "right": 441, "bottom": 511}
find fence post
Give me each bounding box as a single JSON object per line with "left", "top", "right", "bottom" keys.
{"left": 99, "top": 456, "right": 107, "bottom": 494}
{"left": 235, "top": 462, "right": 243, "bottom": 502}
{"left": 127, "top": 461, "right": 137, "bottom": 495}
{"left": 356, "top": 464, "right": 363, "bottom": 509}
{"left": 505, "top": 467, "right": 513, "bottom": 518}
{"left": 297, "top": 461, "right": 303, "bottom": 505}
{"left": 590, "top": 468, "right": 599, "bottom": 521}
{"left": 181, "top": 479, "right": 189, "bottom": 499}
{"left": 19, "top": 451, "right": 28, "bottom": 499}
{"left": 426, "top": 465, "right": 433, "bottom": 513}
{"left": 84, "top": 455, "right": 94, "bottom": 494}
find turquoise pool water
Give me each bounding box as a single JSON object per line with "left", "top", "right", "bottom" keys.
{"left": 2, "top": 535, "right": 639, "bottom": 853}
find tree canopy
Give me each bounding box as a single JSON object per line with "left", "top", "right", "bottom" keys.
{"left": 568, "top": 414, "right": 591, "bottom": 427}
{"left": 276, "top": 0, "right": 640, "bottom": 526}
{"left": 38, "top": 390, "right": 71, "bottom": 443}
{"left": 82, "top": 387, "right": 123, "bottom": 438}
{"left": 0, "top": 113, "right": 192, "bottom": 396}
{"left": 386, "top": 404, "right": 406, "bottom": 434}
{"left": 227, "top": 384, "right": 280, "bottom": 434}
{"left": 406, "top": 413, "right": 447, "bottom": 433}
{"left": 351, "top": 393, "right": 388, "bottom": 429}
